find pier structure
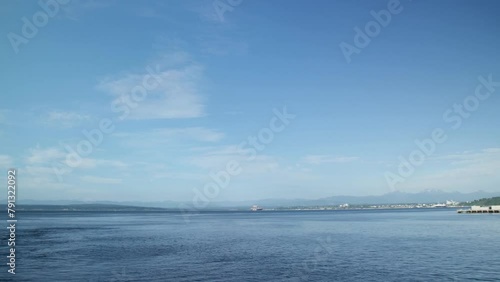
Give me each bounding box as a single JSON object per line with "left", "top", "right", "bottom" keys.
{"left": 457, "top": 205, "right": 500, "bottom": 214}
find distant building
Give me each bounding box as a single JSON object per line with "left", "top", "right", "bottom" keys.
{"left": 251, "top": 205, "right": 263, "bottom": 211}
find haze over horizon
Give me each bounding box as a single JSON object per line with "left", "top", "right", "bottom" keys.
{"left": 1, "top": 0, "right": 500, "bottom": 202}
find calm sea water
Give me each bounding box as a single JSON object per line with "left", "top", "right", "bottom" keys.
{"left": 2, "top": 209, "right": 500, "bottom": 281}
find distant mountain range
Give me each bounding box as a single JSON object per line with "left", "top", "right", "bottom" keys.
{"left": 207, "top": 189, "right": 500, "bottom": 208}
{"left": 15, "top": 204, "right": 167, "bottom": 212}
{"left": 3, "top": 190, "right": 499, "bottom": 209}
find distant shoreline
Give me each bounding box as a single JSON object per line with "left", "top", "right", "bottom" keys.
{"left": 9, "top": 204, "right": 468, "bottom": 213}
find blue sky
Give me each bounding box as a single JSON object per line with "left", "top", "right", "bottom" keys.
{"left": 1, "top": 0, "right": 499, "bottom": 202}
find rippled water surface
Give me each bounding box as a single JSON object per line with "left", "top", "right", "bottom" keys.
{"left": 3, "top": 209, "right": 500, "bottom": 281}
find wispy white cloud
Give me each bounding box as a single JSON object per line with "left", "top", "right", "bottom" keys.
{"left": 76, "top": 158, "right": 129, "bottom": 169}
{"left": 98, "top": 53, "right": 206, "bottom": 120}
{"left": 401, "top": 148, "right": 500, "bottom": 191}
{"left": 151, "top": 171, "right": 205, "bottom": 181}
{"left": 114, "top": 127, "right": 224, "bottom": 147}
{"left": 23, "top": 148, "right": 73, "bottom": 191}
{"left": 23, "top": 165, "right": 75, "bottom": 195}
{"left": 43, "top": 111, "right": 91, "bottom": 128}
{"left": 25, "top": 146, "right": 128, "bottom": 170}
{"left": 25, "top": 165, "right": 58, "bottom": 176}
{"left": 0, "top": 155, "right": 13, "bottom": 168}
{"left": 26, "top": 146, "right": 66, "bottom": 165}
{"left": 155, "top": 127, "right": 224, "bottom": 142}
{"left": 440, "top": 149, "right": 500, "bottom": 175}
{"left": 185, "top": 145, "right": 283, "bottom": 176}
{"left": 80, "top": 175, "right": 123, "bottom": 184}
{"left": 303, "top": 155, "right": 359, "bottom": 165}
{"left": 431, "top": 148, "right": 500, "bottom": 166}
